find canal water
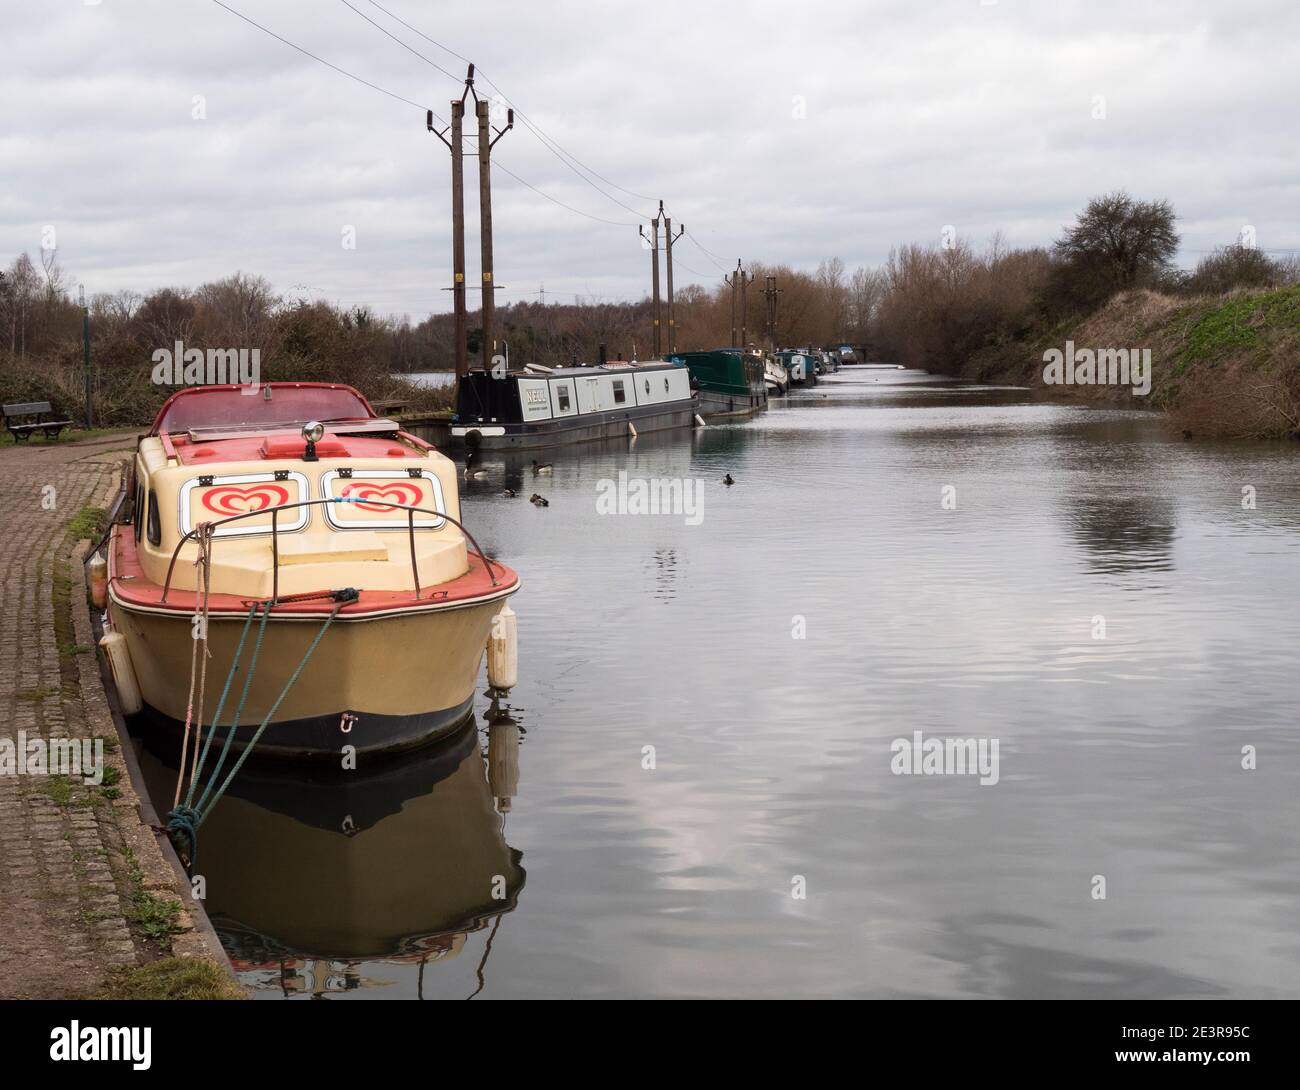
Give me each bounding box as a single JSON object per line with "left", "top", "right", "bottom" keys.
{"left": 135, "top": 366, "right": 1300, "bottom": 998}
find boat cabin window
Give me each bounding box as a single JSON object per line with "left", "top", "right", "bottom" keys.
{"left": 154, "top": 385, "right": 373, "bottom": 435}
{"left": 134, "top": 482, "right": 145, "bottom": 543}
{"left": 146, "top": 491, "right": 161, "bottom": 547}
{"left": 557, "top": 385, "right": 571, "bottom": 412}
{"left": 612, "top": 379, "right": 626, "bottom": 405}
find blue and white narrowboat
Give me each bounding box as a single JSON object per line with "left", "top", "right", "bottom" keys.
{"left": 451, "top": 360, "right": 696, "bottom": 449}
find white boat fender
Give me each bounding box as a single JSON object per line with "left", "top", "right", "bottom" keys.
{"left": 487, "top": 718, "right": 521, "bottom": 813}
{"left": 628, "top": 422, "right": 638, "bottom": 439}
{"left": 88, "top": 554, "right": 108, "bottom": 610}
{"left": 487, "top": 603, "right": 518, "bottom": 691}
{"left": 694, "top": 414, "right": 707, "bottom": 427}
{"left": 99, "top": 622, "right": 143, "bottom": 716}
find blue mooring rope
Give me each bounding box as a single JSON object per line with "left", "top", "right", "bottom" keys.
{"left": 166, "top": 589, "right": 358, "bottom": 865}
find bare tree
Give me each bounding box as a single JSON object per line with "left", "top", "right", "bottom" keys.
{"left": 1054, "top": 191, "right": 1179, "bottom": 293}
{"left": 94, "top": 288, "right": 144, "bottom": 328}
{"left": 4, "top": 253, "right": 40, "bottom": 355}
{"left": 1187, "top": 244, "right": 1285, "bottom": 295}
{"left": 846, "top": 266, "right": 884, "bottom": 345}
{"left": 817, "top": 257, "right": 848, "bottom": 341}
{"left": 40, "top": 247, "right": 67, "bottom": 300}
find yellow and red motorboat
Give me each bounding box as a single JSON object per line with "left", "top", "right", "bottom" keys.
{"left": 104, "top": 382, "right": 520, "bottom": 759}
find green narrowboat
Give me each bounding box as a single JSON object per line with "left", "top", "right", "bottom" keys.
{"left": 666, "top": 349, "right": 768, "bottom": 419}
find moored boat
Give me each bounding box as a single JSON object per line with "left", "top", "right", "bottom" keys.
{"left": 451, "top": 359, "right": 695, "bottom": 449}
{"left": 105, "top": 382, "right": 520, "bottom": 759}
{"left": 776, "top": 349, "right": 816, "bottom": 386}
{"left": 761, "top": 350, "right": 789, "bottom": 394}
{"left": 665, "top": 348, "right": 768, "bottom": 419}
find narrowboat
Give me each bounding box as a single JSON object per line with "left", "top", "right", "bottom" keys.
{"left": 761, "top": 350, "right": 789, "bottom": 395}
{"left": 450, "top": 359, "right": 696, "bottom": 449}
{"left": 665, "top": 348, "right": 768, "bottom": 419}
{"left": 776, "top": 350, "right": 817, "bottom": 386}
{"left": 104, "top": 382, "right": 520, "bottom": 759}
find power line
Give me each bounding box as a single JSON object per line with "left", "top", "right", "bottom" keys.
{"left": 212, "top": 1, "right": 730, "bottom": 274}
{"left": 507, "top": 112, "right": 652, "bottom": 219}
{"left": 209, "top": 0, "right": 435, "bottom": 117}
{"left": 210, "top": 0, "right": 640, "bottom": 228}
{"left": 684, "top": 229, "right": 729, "bottom": 273}
{"left": 671, "top": 256, "right": 714, "bottom": 280}
{"left": 494, "top": 163, "right": 638, "bottom": 227}
{"left": 363, "top": 0, "right": 657, "bottom": 210}
{"left": 334, "top": 0, "right": 642, "bottom": 226}
{"left": 337, "top": 0, "right": 461, "bottom": 83}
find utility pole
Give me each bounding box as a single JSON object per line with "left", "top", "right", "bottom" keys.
{"left": 725, "top": 261, "right": 740, "bottom": 347}
{"left": 428, "top": 68, "right": 473, "bottom": 382}
{"left": 639, "top": 203, "right": 665, "bottom": 357}
{"left": 80, "top": 284, "right": 93, "bottom": 429}
{"left": 763, "top": 275, "right": 782, "bottom": 351}
{"left": 725, "top": 260, "right": 753, "bottom": 348}
{"left": 739, "top": 265, "right": 754, "bottom": 347}
{"left": 476, "top": 88, "right": 513, "bottom": 373}
{"left": 663, "top": 207, "right": 684, "bottom": 354}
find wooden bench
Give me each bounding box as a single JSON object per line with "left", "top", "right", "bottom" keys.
{"left": 2, "top": 401, "right": 73, "bottom": 442}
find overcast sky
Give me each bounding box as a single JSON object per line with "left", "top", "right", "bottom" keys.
{"left": 3, "top": 0, "right": 1298, "bottom": 318}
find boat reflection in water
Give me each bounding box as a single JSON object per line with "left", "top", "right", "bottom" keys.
{"left": 136, "top": 700, "right": 525, "bottom": 998}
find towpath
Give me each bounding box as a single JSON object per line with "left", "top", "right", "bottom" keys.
{"left": 0, "top": 433, "right": 234, "bottom": 998}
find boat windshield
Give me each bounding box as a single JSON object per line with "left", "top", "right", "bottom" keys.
{"left": 154, "top": 385, "right": 373, "bottom": 435}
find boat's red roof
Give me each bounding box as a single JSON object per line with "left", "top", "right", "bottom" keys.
{"left": 151, "top": 383, "right": 377, "bottom": 436}
{"left": 169, "top": 432, "right": 417, "bottom": 467}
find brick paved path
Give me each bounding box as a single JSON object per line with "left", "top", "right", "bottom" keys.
{"left": 0, "top": 434, "right": 231, "bottom": 998}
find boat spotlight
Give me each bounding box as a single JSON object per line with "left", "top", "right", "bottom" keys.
{"left": 302, "top": 420, "right": 325, "bottom": 461}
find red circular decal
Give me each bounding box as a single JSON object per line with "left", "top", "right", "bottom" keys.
{"left": 200, "top": 483, "right": 290, "bottom": 516}
{"left": 341, "top": 481, "right": 423, "bottom": 513}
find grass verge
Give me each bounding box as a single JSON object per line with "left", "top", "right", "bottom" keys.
{"left": 97, "top": 958, "right": 245, "bottom": 1000}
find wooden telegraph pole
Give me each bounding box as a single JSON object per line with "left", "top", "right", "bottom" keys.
{"left": 725, "top": 261, "right": 740, "bottom": 347}
{"left": 428, "top": 68, "right": 473, "bottom": 382}
{"left": 725, "top": 260, "right": 753, "bottom": 348}
{"left": 763, "top": 275, "right": 782, "bottom": 351}
{"left": 739, "top": 264, "right": 754, "bottom": 347}
{"left": 663, "top": 207, "right": 684, "bottom": 354}
{"left": 429, "top": 66, "right": 512, "bottom": 381}
{"left": 639, "top": 204, "right": 665, "bottom": 357}
{"left": 476, "top": 88, "right": 513, "bottom": 372}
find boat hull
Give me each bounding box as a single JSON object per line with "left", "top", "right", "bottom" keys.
{"left": 695, "top": 386, "right": 767, "bottom": 419}
{"left": 111, "top": 596, "right": 505, "bottom": 758}
{"left": 453, "top": 402, "right": 696, "bottom": 449}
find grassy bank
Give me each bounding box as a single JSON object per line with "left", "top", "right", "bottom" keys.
{"left": 961, "top": 285, "right": 1300, "bottom": 439}
{"left": 97, "top": 958, "right": 245, "bottom": 1000}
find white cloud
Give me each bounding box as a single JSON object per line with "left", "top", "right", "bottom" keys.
{"left": 2, "top": 0, "right": 1297, "bottom": 316}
